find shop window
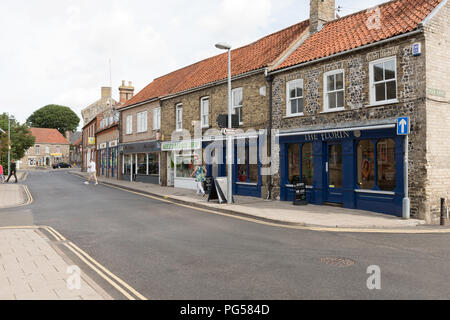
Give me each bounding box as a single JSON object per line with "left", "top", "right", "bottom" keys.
{"left": 148, "top": 153, "right": 159, "bottom": 175}
{"left": 357, "top": 140, "right": 375, "bottom": 189}
{"left": 175, "top": 154, "right": 194, "bottom": 178}
{"left": 236, "top": 139, "right": 258, "bottom": 184}
{"left": 138, "top": 154, "right": 147, "bottom": 175}
{"left": 324, "top": 70, "right": 345, "bottom": 111}
{"left": 302, "top": 143, "right": 314, "bottom": 186}
{"left": 370, "top": 56, "right": 397, "bottom": 105}
{"left": 287, "top": 144, "right": 300, "bottom": 184}
{"left": 124, "top": 155, "right": 132, "bottom": 175}
{"left": 377, "top": 139, "right": 396, "bottom": 191}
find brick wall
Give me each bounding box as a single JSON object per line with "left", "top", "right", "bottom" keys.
{"left": 120, "top": 100, "right": 160, "bottom": 144}
{"left": 424, "top": 0, "right": 450, "bottom": 223}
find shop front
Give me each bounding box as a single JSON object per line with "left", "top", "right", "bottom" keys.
{"left": 278, "top": 123, "right": 405, "bottom": 216}
{"left": 98, "top": 140, "right": 119, "bottom": 179}
{"left": 120, "top": 140, "right": 160, "bottom": 184}
{"left": 162, "top": 140, "right": 202, "bottom": 190}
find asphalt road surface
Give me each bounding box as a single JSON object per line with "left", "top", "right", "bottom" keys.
{"left": 4, "top": 170, "right": 450, "bottom": 299}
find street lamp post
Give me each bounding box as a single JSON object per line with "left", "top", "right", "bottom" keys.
{"left": 8, "top": 117, "right": 11, "bottom": 175}
{"left": 215, "top": 42, "right": 233, "bottom": 204}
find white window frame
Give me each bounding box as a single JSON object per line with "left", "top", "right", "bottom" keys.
{"left": 45, "top": 146, "right": 50, "bottom": 154}
{"left": 176, "top": 104, "right": 183, "bottom": 131}
{"left": 136, "top": 111, "right": 148, "bottom": 133}
{"left": 35, "top": 145, "right": 40, "bottom": 155}
{"left": 286, "top": 79, "right": 304, "bottom": 116}
{"left": 369, "top": 56, "right": 398, "bottom": 106}
{"left": 126, "top": 115, "right": 133, "bottom": 134}
{"left": 153, "top": 107, "right": 161, "bottom": 130}
{"left": 200, "top": 97, "right": 209, "bottom": 128}
{"left": 323, "top": 69, "right": 345, "bottom": 112}
{"left": 232, "top": 88, "right": 243, "bottom": 125}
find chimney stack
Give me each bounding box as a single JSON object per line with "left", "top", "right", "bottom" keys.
{"left": 119, "top": 80, "right": 135, "bottom": 103}
{"left": 310, "top": 0, "right": 335, "bottom": 34}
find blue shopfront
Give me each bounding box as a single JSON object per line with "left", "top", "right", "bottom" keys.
{"left": 203, "top": 135, "right": 263, "bottom": 198}
{"left": 278, "top": 123, "right": 405, "bottom": 216}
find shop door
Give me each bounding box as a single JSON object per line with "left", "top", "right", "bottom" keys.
{"left": 325, "top": 143, "right": 344, "bottom": 203}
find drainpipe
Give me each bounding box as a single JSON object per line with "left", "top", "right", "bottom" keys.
{"left": 265, "top": 73, "right": 274, "bottom": 200}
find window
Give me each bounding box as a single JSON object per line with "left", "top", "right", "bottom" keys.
{"left": 175, "top": 154, "right": 194, "bottom": 178}
{"left": 137, "top": 154, "right": 147, "bottom": 174}
{"left": 370, "top": 56, "right": 397, "bottom": 105}
{"left": 45, "top": 146, "right": 50, "bottom": 154}
{"left": 288, "top": 144, "right": 300, "bottom": 184}
{"left": 56, "top": 146, "right": 60, "bottom": 154}
{"left": 153, "top": 108, "right": 161, "bottom": 130}
{"left": 35, "top": 145, "right": 40, "bottom": 155}
{"left": 200, "top": 97, "right": 209, "bottom": 128}
{"left": 232, "top": 88, "right": 243, "bottom": 125}
{"left": 286, "top": 79, "right": 303, "bottom": 116}
{"left": 324, "top": 70, "right": 345, "bottom": 111}
{"left": 148, "top": 153, "right": 159, "bottom": 175}
{"left": 357, "top": 140, "right": 375, "bottom": 189}
{"left": 356, "top": 139, "right": 396, "bottom": 191}
{"left": 377, "top": 139, "right": 396, "bottom": 191}
{"left": 126, "top": 115, "right": 133, "bottom": 134}
{"left": 236, "top": 139, "right": 258, "bottom": 184}
{"left": 137, "top": 111, "right": 148, "bottom": 133}
{"left": 176, "top": 104, "right": 183, "bottom": 131}
{"left": 302, "top": 143, "right": 314, "bottom": 186}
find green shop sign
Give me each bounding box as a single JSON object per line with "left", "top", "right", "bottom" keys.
{"left": 161, "top": 140, "right": 202, "bottom": 151}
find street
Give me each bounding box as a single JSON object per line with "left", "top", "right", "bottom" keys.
{"left": 0, "top": 170, "right": 449, "bottom": 300}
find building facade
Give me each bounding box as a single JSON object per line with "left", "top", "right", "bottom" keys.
{"left": 21, "top": 128, "right": 70, "bottom": 169}
{"left": 96, "top": 109, "right": 120, "bottom": 179}
{"left": 268, "top": 0, "right": 449, "bottom": 223}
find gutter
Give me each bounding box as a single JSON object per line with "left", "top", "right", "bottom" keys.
{"left": 268, "top": 28, "right": 424, "bottom": 76}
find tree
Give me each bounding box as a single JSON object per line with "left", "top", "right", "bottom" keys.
{"left": 27, "top": 105, "right": 80, "bottom": 135}
{"left": 0, "top": 113, "right": 35, "bottom": 172}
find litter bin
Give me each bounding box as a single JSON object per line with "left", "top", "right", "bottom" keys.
{"left": 293, "top": 182, "right": 307, "bottom": 206}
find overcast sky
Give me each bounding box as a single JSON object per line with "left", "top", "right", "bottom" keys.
{"left": 0, "top": 0, "right": 387, "bottom": 128}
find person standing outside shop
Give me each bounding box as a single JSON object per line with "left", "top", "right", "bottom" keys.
{"left": 191, "top": 154, "right": 206, "bottom": 196}
{"left": 0, "top": 163, "right": 5, "bottom": 183}
{"left": 6, "top": 160, "right": 18, "bottom": 183}
{"left": 85, "top": 159, "right": 98, "bottom": 185}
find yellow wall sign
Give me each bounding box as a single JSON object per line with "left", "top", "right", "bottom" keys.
{"left": 88, "top": 137, "right": 95, "bottom": 145}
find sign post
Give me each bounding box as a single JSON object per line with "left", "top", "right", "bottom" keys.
{"left": 397, "top": 117, "right": 410, "bottom": 219}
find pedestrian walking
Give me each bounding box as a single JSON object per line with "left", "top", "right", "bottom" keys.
{"left": 5, "top": 160, "right": 18, "bottom": 183}
{"left": 190, "top": 154, "right": 206, "bottom": 196}
{"left": 0, "top": 163, "right": 5, "bottom": 183}
{"left": 85, "top": 159, "right": 98, "bottom": 185}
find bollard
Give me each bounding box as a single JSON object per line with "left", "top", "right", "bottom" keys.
{"left": 441, "top": 198, "right": 446, "bottom": 226}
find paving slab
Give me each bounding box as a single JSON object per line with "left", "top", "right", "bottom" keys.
{"left": 0, "top": 184, "right": 26, "bottom": 209}
{"left": 0, "top": 228, "right": 110, "bottom": 300}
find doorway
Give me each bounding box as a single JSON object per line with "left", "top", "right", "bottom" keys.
{"left": 325, "top": 142, "right": 343, "bottom": 203}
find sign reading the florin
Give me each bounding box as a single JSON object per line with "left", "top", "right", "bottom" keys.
{"left": 304, "top": 131, "right": 351, "bottom": 142}
{"left": 397, "top": 117, "right": 409, "bottom": 135}
{"left": 161, "top": 140, "right": 202, "bottom": 151}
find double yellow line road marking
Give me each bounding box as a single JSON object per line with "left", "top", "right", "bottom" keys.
{"left": 0, "top": 225, "right": 147, "bottom": 300}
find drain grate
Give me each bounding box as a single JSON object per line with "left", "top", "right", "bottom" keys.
{"left": 320, "top": 257, "right": 355, "bottom": 267}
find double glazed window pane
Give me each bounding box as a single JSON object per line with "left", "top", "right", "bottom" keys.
{"left": 288, "top": 81, "right": 303, "bottom": 114}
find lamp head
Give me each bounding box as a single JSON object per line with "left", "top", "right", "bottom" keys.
{"left": 215, "top": 42, "right": 231, "bottom": 50}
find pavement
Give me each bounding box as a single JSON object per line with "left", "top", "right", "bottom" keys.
{"left": 0, "top": 227, "right": 109, "bottom": 300}
{"left": 71, "top": 170, "right": 426, "bottom": 229}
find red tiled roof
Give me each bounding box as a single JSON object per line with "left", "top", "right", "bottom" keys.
{"left": 30, "top": 128, "right": 69, "bottom": 144}
{"left": 121, "top": 20, "right": 310, "bottom": 108}
{"left": 276, "top": 0, "right": 442, "bottom": 70}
